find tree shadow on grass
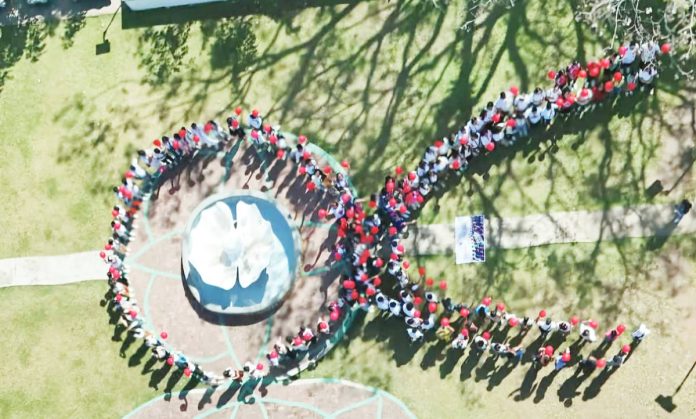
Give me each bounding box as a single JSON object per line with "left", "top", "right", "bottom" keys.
{"left": 0, "top": 18, "right": 59, "bottom": 96}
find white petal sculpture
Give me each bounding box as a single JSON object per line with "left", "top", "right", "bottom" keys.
{"left": 234, "top": 201, "right": 274, "bottom": 288}
{"left": 188, "top": 200, "right": 282, "bottom": 291}
{"left": 188, "top": 202, "right": 238, "bottom": 290}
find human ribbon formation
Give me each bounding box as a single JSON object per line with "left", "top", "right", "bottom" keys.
{"left": 102, "top": 40, "right": 667, "bottom": 385}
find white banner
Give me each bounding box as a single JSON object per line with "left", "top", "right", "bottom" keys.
{"left": 455, "top": 215, "right": 486, "bottom": 264}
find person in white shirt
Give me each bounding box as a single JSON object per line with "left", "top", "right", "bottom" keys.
{"left": 557, "top": 321, "right": 572, "bottom": 335}
{"left": 247, "top": 109, "right": 262, "bottom": 130}
{"left": 631, "top": 323, "right": 650, "bottom": 341}
{"left": 640, "top": 41, "right": 660, "bottom": 64}
{"left": 526, "top": 105, "right": 542, "bottom": 125}
{"left": 416, "top": 161, "right": 430, "bottom": 178}
{"left": 421, "top": 313, "right": 435, "bottom": 330}
{"left": 545, "top": 86, "right": 562, "bottom": 103}
{"left": 621, "top": 42, "right": 638, "bottom": 67}
{"left": 531, "top": 87, "right": 545, "bottom": 106}
{"left": 375, "top": 293, "right": 389, "bottom": 311}
{"left": 638, "top": 64, "right": 657, "bottom": 85}
{"left": 423, "top": 146, "right": 437, "bottom": 163}
{"left": 579, "top": 321, "right": 597, "bottom": 342}
{"left": 514, "top": 112, "right": 528, "bottom": 137}
{"left": 388, "top": 299, "right": 402, "bottom": 317}
{"left": 451, "top": 330, "right": 469, "bottom": 350}
{"left": 483, "top": 102, "right": 496, "bottom": 123}
{"left": 514, "top": 94, "right": 531, "bottom": 113}
{"left": 402, "top": 300, "right": 415, "bottom": 317}
{"left": 541, "top": 102, "right": 556, "bottom": 125}
{"left": 407, "top": 327, "right": 424, "bottom": 342}
{"left": 537, "top": 318, "right": 556, "bottom": 336}
{"left": 405, "top": 316, "right": 423, "bottom": 328}
{"left": 473, "top": 335, "right": 489, "bottom": 351}
{"left": 490, "top": 127, "right": 504, "bottom": 143}
{"left": 494, "top": 92, "right": 511, "bottom": 114}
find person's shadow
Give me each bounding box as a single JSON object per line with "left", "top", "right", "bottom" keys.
{"left": 557, "top": 366, "right": 593, "bottom": 407}
{"left": 487, "top": 358, "right": 518, "bottom": 391}
{"left": 460, "top": 349, "right": 482, "bottom": 381}
{"left": 656, "top": 360, "right": 696, "bottom": 412}
{"left": 439, "top": 348, "right": 465, "bottom": 378}
{"left": 512, "top": 365, "right": 539, "bottom": 401}
{"left": 582, "top": 367, "right": 618, "bottom": 400}
{"left": 534, "top": 369, "right": 560, "bottom": 403}
{"left": 646, "top": 217, "right": 679, "bottom": 250}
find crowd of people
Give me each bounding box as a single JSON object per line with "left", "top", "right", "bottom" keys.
{"left": 101, "top": 40, "right": 667, "bottom": 387}
{"left": 102, "top": 101, "right": 360, "bottom": 385}
{"left": 299, "top": 40, "right": 667, "bottom": 377}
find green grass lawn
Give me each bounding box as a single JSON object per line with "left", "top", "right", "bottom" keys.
{"left": 0, "top": 0, "right": 692, "bottom": 258}
{"left": 0, "top": 281, "right": 163, "bottom": 419}
{"left": 1, "top": 236, "right": 693, "bottom": 417}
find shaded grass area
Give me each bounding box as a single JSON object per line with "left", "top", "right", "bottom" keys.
{"left": 305, "top": 235, "right": 696, "bottom": 417}
{"left": 0, "top": 281, "right": 164, "bottom": 418}
{"left": 0, "top": 1, "right": 692, "bottom": 258}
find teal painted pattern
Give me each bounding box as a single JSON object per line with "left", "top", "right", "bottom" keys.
{"left": 123, "top": 378, "right": 416, "bottom": 419}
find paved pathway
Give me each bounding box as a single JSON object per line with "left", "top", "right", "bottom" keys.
{"left": 0, "top": 204, "right": 694, "bottom": 288}
{"left": 406, "top": 203, "right": 696, "bottom": 256}
{"left": 0, "top": 250, "right": 104, "bottom": 287}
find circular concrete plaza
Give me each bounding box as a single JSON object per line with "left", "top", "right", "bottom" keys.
{"left": 125, "top": 379, "right": 416, "bottom": 419}
{"left": 125, "top": 140, "right": 344, "bottom": 376}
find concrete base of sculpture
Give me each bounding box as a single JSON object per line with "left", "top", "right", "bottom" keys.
{"left": 181, "top": 190, "right": 300, "bottom": 317}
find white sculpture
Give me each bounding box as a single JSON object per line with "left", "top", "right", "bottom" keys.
{"left": 188, "top": 201, "right": 283, "bottom": 290}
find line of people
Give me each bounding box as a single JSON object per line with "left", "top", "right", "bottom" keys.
{"left": 309, "top": 40, "right": 666, "bottom": 379}
{"left": 102, "top": 39, "right": 667, "bottom": 385}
